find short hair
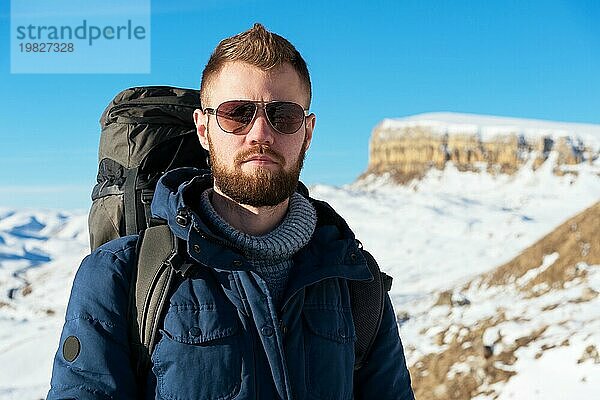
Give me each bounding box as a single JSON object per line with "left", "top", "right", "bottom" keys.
{"left": 200, "top": 23, "right": 311, "bottom": 107}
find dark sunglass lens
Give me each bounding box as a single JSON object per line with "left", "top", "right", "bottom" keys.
{"left": 216, "top": 101, "right": 256, "bottom": 133}
{"left": 266, "top": 102, "right": 304, "bottom": 134}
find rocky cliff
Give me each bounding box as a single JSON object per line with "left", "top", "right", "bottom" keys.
{"left": 365, "top": 112, "right": 600, "bottom": 183}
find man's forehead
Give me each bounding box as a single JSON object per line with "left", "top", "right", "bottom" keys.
{"left": 217, "top": 61, "right": 278, "bottom": 76}
{"left": 204, "top": 61, "right": 309, "bottom": 105}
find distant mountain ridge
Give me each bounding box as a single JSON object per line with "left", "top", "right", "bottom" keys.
{"left": 365, "top": 112, "right": 600, "bottom": 183}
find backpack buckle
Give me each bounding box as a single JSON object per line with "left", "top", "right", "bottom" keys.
{"left": 175, "top": 208, "right": 191, "bottom": 227}
{"left": 165, "top": 237, "right": 194, "bottom": 278}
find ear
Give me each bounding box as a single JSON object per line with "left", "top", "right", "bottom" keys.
{"left": 193, "top": 109, "right": 210, "bottom": 151}
{"left": 303, "top": 113, "right": 316, "bottom": 151}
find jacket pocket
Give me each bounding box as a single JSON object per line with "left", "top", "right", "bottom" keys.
{"left": 152, "top": 305, "right": 242, "bottom": 400}
{"left": 303, "top": 306, "right": 356, "bottom": 400}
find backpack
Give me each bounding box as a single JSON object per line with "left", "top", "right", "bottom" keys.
{"left": 89, "top": 86, "right": 209, "bottom": 250}
{"left": 88, "top": 85, "right": 393, "bottom": 387}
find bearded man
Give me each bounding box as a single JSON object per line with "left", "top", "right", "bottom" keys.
{"left": 48, "top": 24, "right": 414, "bottom": 400}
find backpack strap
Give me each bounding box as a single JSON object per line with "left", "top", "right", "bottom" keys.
{"left": 128, "top": 224, "right": 178, "bottom": 386}
{"left": 349, "top": 248, "right": 393, "bottom": 370}
{"left": 307, "top": 197, "right": 392, "bottom": 369}
{"left": 123, "top": 167, "right": 140, "bottom": 235}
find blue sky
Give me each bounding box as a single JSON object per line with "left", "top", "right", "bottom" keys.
{"left": 1, "top": 0, "right": 599, "bottom": 210}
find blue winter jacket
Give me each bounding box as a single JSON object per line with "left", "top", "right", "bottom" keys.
{"left": 48, "top": 168, "right": 414, "bottom": 400}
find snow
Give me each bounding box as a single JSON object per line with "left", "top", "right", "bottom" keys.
{"left": 0, "top": 209, "right": 88, "bottom": 399}
{"left": 376, "top": 112, "right": 600, "bottom": 149}
{"left": 315, "top": 153, "right": 600, "bottom": 300}
{"left": 403, "top": 259, "right": 600, "bottom": 399}
{"left": 0, "top": 156, "right": 599, "bottom": 398}
{"left": 515, "top": 252, "right": 559, "bottom": 287}
{"left": 486, "top": 334, "right": 600, "bottom": 400}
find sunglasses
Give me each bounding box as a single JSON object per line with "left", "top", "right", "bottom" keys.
{"left": 204, "top": 100, "right": 309, "bottom": 135}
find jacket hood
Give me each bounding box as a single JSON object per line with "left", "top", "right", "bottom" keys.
{"left": 151, "top": 167, "right": 212, "bottom": 236}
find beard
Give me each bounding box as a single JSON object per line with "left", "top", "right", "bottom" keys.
{"left": 208, "top": 135, "right": 307, "bottom": 207}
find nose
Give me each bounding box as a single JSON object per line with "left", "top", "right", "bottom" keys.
{"left": 245, "top": 107, "right": 275, "bottom": 145}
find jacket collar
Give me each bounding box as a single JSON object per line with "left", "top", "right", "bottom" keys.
{"left": 152, "top": 168, "right": 373, "bottom": 288}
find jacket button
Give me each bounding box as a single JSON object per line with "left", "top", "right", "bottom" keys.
{"left": 189, "top": 327, "right": 202, "bottom": 337}
{"left": 338, "top": 328, "right": 347, "bottom": 338}
{"left": 350, "top": 253, "right": 357, "bottom": 262}
{"left": 193, "top": 244, "right": 201, "bottom": 253}
{"left": 261, "top": 326, "right": 274, "bottom": 337}
{"left": 232, "top": 260, "right": 243, "bottom": 268}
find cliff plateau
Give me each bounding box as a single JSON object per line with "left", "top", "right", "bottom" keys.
{"left": 365, "top": 112, "right": 600, "bottom": 183}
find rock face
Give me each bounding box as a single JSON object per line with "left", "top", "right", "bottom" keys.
{"left": 366, "top": 112, "right": 600, "bottom": 183}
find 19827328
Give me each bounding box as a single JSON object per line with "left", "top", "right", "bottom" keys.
{"left": 19, "top": 42, "right": 74, "bottom": 52}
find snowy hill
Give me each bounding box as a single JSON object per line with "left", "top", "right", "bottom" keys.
{"left": 402, "top": 201, "right": 599, "bottom": 399}
{"left": 0, "top": 154, "right": 599, "bottom": 398}
{"left": 324, "top": 154, "right": 599, "bottom": 299}
{"left": 0, "top": 208, "right": 89, "bottom": 399}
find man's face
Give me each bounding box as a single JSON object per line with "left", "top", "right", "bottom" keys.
{"left": 193, "top": 61, "right": 315, "bottom": 207}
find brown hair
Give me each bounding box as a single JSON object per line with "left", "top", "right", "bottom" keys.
{"left": 200, "top": 23, "right": 311, "bottom": 107}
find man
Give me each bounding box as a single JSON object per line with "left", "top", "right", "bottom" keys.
{"left": 48, "top": 24, "right": 414, "bottom": 399}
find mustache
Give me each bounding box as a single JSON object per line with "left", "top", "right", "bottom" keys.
{"left": 234, "top": 145, "right": 285, "bottom": 165}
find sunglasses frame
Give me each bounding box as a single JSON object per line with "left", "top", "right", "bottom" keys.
{"left": 204, "top": 100, "right": 310, "bottom": 135}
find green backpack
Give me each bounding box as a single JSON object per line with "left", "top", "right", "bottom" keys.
{"left": 88, "top": 85, "right": 393, "bottom": 386}
{"left": 89, "top": 86, "right": 208, "bottom": 250}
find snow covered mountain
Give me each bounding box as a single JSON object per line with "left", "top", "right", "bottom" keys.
{"left": 1, "top": 114, "right": 599, "bottom": 398}
{"left": 367, "top": 112, "right": 600, "bottom": 184}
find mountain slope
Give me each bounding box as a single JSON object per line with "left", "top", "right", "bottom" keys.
{"left": 402, "top": 202, "right": 600, "bottom": 399}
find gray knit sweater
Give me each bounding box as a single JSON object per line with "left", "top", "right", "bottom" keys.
{"left": 199, "top": 189, "right": 317, "bottom": 307}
